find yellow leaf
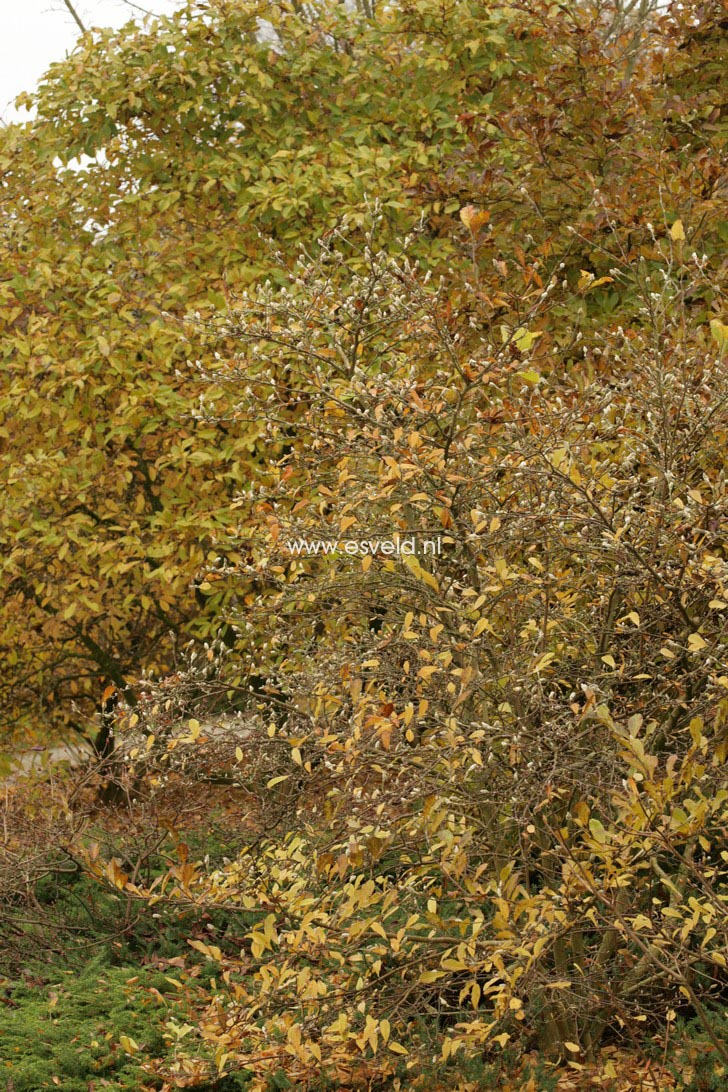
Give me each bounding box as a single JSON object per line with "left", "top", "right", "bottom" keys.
{"left": 670, "top": 218, "right": 685, "bottom": 241}
{"left": 710, "top": 319, "right": 728, "bottom": 349}
{"left": 119, "top": 1035, "right": 139, "bottom": 1055}
{"left": 689, "top": 717, "right": 704, "bottom": 745}
{"left": 601, "top": 654, "right": 616, "bottom": 669}
{"left": 402, "top": 552, "right": 439, "bottom": 590}
{"left": 388, "top": 1042, "right": 409, "bottom": 1055}
{"left": 687, "top": 633, "right": 707, "bottom": 652}
{"left": 495, "top": 557, "right": 509, "bottom": 579}
{"left": 291, "top": 747, "right": 302, "bottom": 766}
{"left": 530, "top": 651, "right": 555, "bottom": 673}
{"left": 518, "top": 368, "right": 540, "bottom": 384}
{"left": 106, "top": 859, "right": 128, "bottom": 890}
{"left": 589, "top": 818, "right": 609, "bottom": 844}
{"left": 564, "top": 1041, "right": 581, "bottom": 1054}
{"left": 418, "top": 969, "right": 444, "bottom": 983}
{"left": 188, "top": 939, "right": 211, "bottom": 958}
{"left": 701, "top": 927, "right": 716, "bottom": 949}
{"left": 579, "top": 270, "right": 614, "bottom": 293}
{"left": 549, "top": 447, "right": 568, "bottom": 471}
{"left": 512, "top": 327, "right": 541, "bottom": 353}
{"left": 441, "top": 958, "right": 467, "bottom": 971}
{"left": 421, "top": 568, "right": 439, "bottom": 591}
{"left": 459, "top": 205, "right": 489, "bottom": 232}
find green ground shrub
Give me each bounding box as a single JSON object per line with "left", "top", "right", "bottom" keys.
{"left": 0, "top": 957, "right": 170, "bottom": 1091}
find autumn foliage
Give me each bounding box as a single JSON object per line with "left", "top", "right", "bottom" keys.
{"left": 1, "top": 0, "right": 727, "bottom": 1089}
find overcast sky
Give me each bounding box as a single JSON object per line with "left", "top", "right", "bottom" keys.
{"left": 1, "top": 0, "right": 183, "bottom": 125}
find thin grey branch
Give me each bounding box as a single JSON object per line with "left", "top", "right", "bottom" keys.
{"left": 61, "top": 0, "right": 87, "bottom": 34}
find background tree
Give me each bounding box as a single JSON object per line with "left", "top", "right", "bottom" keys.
{"left": 0, "top": 0, "right": 529, "bottom": 741}
{"left": 4, "top": 0, "right": 723, "bottom": 743}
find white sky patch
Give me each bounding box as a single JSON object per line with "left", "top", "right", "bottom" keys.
{"left": 1, "top": 0, "right": 182, "bottom": 125}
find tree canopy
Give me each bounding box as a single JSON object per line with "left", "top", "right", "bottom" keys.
{"left": 2, "top": 0, "right": 725, "bottom": 739}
